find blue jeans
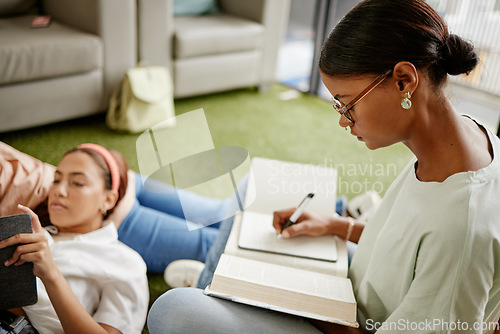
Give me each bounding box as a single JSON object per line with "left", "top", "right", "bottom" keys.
{"left": 147, "top": 177, "right": 352, "bottom": 333}
{"left": 117, "top": 173, "right": 232, "bottom": 273}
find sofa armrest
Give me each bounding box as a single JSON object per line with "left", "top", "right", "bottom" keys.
{"left": 218, "top": 0, "right": 265, "bottom": 22}
{"left": 260, "top": 0, "right": 290, "bottom": 84}
{"left": 219, "top": 0, "right": 290, "bottom": 85}
{"left": 43, "top": 0, "right": 137, "bottom": 108}
{"left": 137, "top": 0, "right": 174, "bottom": 71}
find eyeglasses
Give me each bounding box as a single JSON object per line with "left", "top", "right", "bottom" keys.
{"left": 332, "top": 70, "right": 392, "bottom": 125}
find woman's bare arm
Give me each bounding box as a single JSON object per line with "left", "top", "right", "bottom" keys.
{"left": 273, "top": 208, "right": 365, "bottom": 243}
{"left": 1, "top": 205, "right": 121, "bottom": 334}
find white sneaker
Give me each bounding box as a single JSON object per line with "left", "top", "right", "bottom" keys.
{"left": 346, "top": 191, "right": 382, "bottom": 223}
{"left": 164, "top": 259, "right": 205, "bottom": 288}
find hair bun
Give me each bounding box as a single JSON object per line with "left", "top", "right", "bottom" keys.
{"left": 440, "top": 34, "right": 478, "bottom": 76}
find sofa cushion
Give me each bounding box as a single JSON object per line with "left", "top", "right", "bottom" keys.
{"left": 0, "top": 16, "right": 102, "bottom": 85}
{"left": 0, "top": 0, "right": 37, "bottom": 17}
{"left": 174, "top": 51, "right": 261, "bottom": 98}
{"left": 173, "top": 0, "right": 218, "bottom": 16}
{"left": 174, "top": 13, "right": 264, "bottom": 59}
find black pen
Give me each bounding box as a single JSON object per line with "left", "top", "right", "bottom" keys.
{"left": 281, "top": 193, "right": 315, "bottom": 233}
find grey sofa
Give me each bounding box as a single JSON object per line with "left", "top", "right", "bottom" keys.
{"left": 137, "top": 0, "right": 290, "bottom": 98}
{"left": 0, "top": 0, "right": 137, "bottom": 133}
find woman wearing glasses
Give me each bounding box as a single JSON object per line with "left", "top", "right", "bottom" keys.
{"left": 148, "top": 0, "right": 500, "bottom": 332}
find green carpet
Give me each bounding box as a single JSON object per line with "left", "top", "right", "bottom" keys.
{"left": 1, "top": 84, "right": 412, "bottom": 195}
{"left": 0, "top": 84, "right": 412, "bottom": 332}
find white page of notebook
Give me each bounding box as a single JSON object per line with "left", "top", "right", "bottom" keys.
{"left": 244, "top": 158, "right": 337, "bottom": 215}
{"left": 238, "top": 158, "right": 338, "bottom": 261}
{"left": 238, "top": 210, "right": 338, "bottom": 262}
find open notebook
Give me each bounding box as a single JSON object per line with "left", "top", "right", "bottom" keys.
{"left": 206, "top": 158, "right": 356, "bottom": 327}
{"left": 237, "top": 157, "right": 338, "bottom": 262}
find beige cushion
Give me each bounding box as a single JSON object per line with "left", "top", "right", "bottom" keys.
{"left": 0, "top": 16, "right": 102, "bottom": 85}
{"left": 174, "top": 13, "right": 264, "bottom": 59}
{"left": 0, "top": 0, "right": 37, "bottom": 17}
{"left": 174, "top": 51, "right": 261, "bottom": 98}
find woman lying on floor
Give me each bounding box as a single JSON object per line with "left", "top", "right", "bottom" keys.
{"left": 0, "top": 144, "right": 148, "bottom": 333}
{"left": 0, "top": 141, "right": 347, "bottom": 290}
{"left": 0, "top": 141, "right": 236, "bottom": 274}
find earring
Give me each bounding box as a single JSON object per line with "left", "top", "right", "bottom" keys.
{"left": 401, "top": 92, "right": 412, "bottom": 110}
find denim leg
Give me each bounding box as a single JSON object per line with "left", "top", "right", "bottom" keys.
{"left": 118, "top": 201, "right": 219, "bottom": 273}
{"left": 134, "top": 173, "right": 229, "bottom": 227}
{"left": 196, "top": 213, "right": 235, "bottom": 288}
{"left": 197, "top": 175, "right": 249, "bottom": 288}
{"left": 118, "top": 174, "right": 241, "bottom": 272}
{"left": 336, "top": 195, "right": 347, "bottom": 216}
{"left": 338, "top": 196, "right": 357, "bottom": 267}
{"left": 347, "top": 241, "right": 357, "bottom": 268}
{"left": 147, "top": 288, "right": 322, "bottom": 334}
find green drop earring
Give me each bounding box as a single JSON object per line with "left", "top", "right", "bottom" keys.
{"left": 401, "top": 92, "right": 412, "bottom": 110}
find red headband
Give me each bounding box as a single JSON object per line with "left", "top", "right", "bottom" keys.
{"left": 77, "top": 143, "right": 120, "bottom": 192}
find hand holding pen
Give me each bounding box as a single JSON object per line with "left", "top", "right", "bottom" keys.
{"left": 282, "top": 193, "right": 315, "bottom": 232}
{"left": 273, "top": 192, "right": 332, "bottom": 238}
{"left": 273, "top": 205, "right": 339, "bottom": 239}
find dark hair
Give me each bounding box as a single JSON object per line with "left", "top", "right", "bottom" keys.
{"left": 319, "top": 0, "right": 478, "bottom": 87}
{"left": 35, "top": 146, "right": 129, "bottom": 226}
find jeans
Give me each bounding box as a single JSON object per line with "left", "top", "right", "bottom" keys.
{"left": 146, "top": 179, "right": 353, "bottom": 333}
{"left": 117, "top": 173, "right": 231, "bottom": 273}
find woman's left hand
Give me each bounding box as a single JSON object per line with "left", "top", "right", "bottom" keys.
{"left": 0, "top": 204, "right": 58, "bottom": 281}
